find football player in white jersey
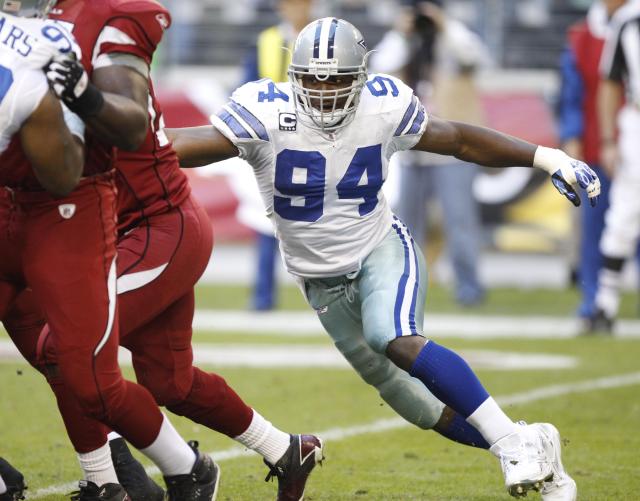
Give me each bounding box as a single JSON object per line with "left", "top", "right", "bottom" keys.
{"left": 0, "top": 1, "right": 83, "bottom": 196}
{"left": 168, "top": 18, "right": 598, "bottom": 500}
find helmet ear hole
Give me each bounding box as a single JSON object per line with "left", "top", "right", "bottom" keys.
{"left": 289, "top": 17, "right": 368, "bottom": 133}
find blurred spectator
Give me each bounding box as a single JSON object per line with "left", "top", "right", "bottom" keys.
{"left": 221, "top": 0, "right": 261, "bottom": 24}
{"left": 589, "top": 0, "right": 640, "bottom": 332}
{"left": 163, "top": 0, "right": 205, "bottom": 64}
{"left": 515, "top": 0, "right": 551, "bottom": 28}
{"left": 241, "top": 0, "right": 315, "bottom": 310}
{"left": 371, "top": 0, "right": 489, "bottom": 306}
{"left": 558, "top": 0, "right": 628, "bottom": 325}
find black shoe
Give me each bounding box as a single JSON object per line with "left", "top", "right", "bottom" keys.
{"left": 164, "top": 441, "right": 220, "bottom": 501}
{"left": 69, "top": 481, "right": 130, "bottom": 501}
{"left": 264, "top": 434, "right": 324, "bottom": 501}
{"left": 583, "top": 308, "right": 614, "bottom": 335}
{"left": 0, "top": 458, "right": 26, "bottom": 501}
{"left": 109, "top": 438, "right": 165, "bottom": 501}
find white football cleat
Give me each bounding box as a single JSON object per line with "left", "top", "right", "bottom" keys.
{"left": 490, "top": 422, "right": 553, "bottom": 498}
{"left": 534, "top": 423, "right": 578, "bottom": 501}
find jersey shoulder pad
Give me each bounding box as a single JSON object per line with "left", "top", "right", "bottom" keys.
{"left": 231, "top": 79, "right": 291, "bottom": 122}
{"left": 232, "top": 79, "right": 292, "bottom": 110}
{"left": 100, "top": 0, "right": 171, "bottom": 55}
{"left": 108, "top": 0, "right": 170, "bottom": 18}
{"left": 359, "top": 73, "right": 414, "bottom": 114}
{"left": 215, "top": 80, "right": 287, "bottom": 143}
{"left": 359, "top": 73, "right": 426, "bottom": 138}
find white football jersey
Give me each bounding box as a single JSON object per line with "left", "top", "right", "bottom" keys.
{"left": 211, "top": 73, "right": 427, "bottom": 278}
{"left": 0, "top": 12, "right": 79, "bottom": 153}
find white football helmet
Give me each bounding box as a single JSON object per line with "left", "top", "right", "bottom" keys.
{"left": 289, "top": 17, "right": 369, "bottom": 133}
{"left": 1, "top": 0, "right": 56, "bottom": 18}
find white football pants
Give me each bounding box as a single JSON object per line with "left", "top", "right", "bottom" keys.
{"left": 600, "top": 105, "right": 640, "bottom": 258}
{"left": 301, "top": 219, "right": 445, "bottom": 430}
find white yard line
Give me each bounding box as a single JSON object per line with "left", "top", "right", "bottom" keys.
{"left": 1, "top": 310, "right": 638, "bottom": 339}
{"left": 29, "top": 371, "right": 640, "bottom": 499}
{"left": 0, "top": 340, "right": 577, "bottom": 370}
{"left": 192, "top": 310, "right": 640, "bottom": 338}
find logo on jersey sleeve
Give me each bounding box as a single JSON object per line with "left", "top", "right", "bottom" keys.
{"left": 58, "top": 203, "right": 76, "bottom": 219}
{"left": 279, "top": 112, "right": 297, "bottom": 132}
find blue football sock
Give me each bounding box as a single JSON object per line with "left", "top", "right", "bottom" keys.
{"left": 435, "top": 412, "right": 490, "bottom": 449}
{"left": 410, "top": 341, "right": 489, "bottom": 418}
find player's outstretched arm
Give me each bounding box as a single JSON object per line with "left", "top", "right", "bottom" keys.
{"left": 166, "top": 126, "right": 240, "bottom": 167}
{"left": 416, "top": 115, "right": 537, "bottom": 166}
{"left": 21, "top": 90, "right": 84, "bottom": 197}
{"left": 415, "top": 115, "right": 601, "bottom": 207}
{"left": 46, "top": 57, "right": 149, "bottom": 151}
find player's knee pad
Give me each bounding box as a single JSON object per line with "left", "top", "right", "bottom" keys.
{"left": 133, "top": 359, "right": 195, "bottom": 407}
{"left": 377, "top": 374, "right": 443, "bottom": 430}
{"left": 62, "top": 373, "right": 117, "bottom": 420}
{"left": 337, "top": 338, "right": 389, "bottom": 385}
{"left": 337, "top": 339, "right": 443, "bottom": 430}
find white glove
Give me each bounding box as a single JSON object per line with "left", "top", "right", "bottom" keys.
{"left": 533, "top": 146, "right": 601, "bottom": 207}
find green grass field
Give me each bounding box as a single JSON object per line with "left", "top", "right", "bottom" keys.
{"left": 1, "top": 284, "right": 639, "bottom": 500}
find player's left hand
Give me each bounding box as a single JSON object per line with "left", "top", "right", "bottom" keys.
{"left": 45, "top": 54, "right": 104, "bottom": 118}
{"left": 550, "top": 158, "right": 601, "bottom": 208}
{"left": 534, "top": 147, "right": 601, "bottom": 207}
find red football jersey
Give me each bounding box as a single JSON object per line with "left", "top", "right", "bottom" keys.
{"left": 0, "top": 1, "right": 191, "bottom": 227}
{"left": 50, "top": 0, "right": 191, "bottom": 231}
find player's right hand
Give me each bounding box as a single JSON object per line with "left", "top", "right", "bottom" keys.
{"left": 45, "top": 54, "right": 104, "bottom": 118}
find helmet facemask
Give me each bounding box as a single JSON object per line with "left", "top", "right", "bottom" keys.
{"left": 1, "top": 0, "right": 56, "bottom": 18}
{"left": 289, "top": 61, "right": 367, "bottom": 133}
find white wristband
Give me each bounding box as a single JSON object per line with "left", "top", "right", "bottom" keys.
{"left": 533, "top": 146, "right": 566, "bottom": 175}
{"left": 62, "top": 102, "right": 85, "bottom": 142}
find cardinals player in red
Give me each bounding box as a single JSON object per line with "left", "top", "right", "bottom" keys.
{"left": 7, "top": 1, "right": 324, "bottom": 500}
{"left": 1, "top": 1, "right": 223, "bottom": 500}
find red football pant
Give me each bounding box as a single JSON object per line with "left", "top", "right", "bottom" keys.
{"left": 1, "top": 176, "right": 164, "bottom": 449}
{"left": 33, "top": 196, "right": 253, "bottom": 452}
